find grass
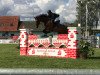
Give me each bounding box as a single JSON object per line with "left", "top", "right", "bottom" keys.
{"left": 0, "top": 44, "right": 100, "bottom": 69}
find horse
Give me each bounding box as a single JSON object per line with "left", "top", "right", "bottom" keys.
{"left": 46, "top": 20, "right": 68, "bottom": 34}
{"left": 34, "top": 14, "right": 49, "bottom": 28}
{"left": 34, "top": 14, "right": 68, "bottom": 37}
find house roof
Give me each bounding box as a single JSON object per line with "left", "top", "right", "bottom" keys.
{"left": 0, "top": 16, "right": 19, "bottom": 31}
{"left": 0, "top": 16, "right": 45, "bottom": 32}
{"left": 19, "top": 21, "right": 45, "bottom": 31}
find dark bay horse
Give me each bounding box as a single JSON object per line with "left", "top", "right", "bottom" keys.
{"left": 34, "top": 14, "right": 49, "bottom": 28}
{"left": 34, "top": 14, "right": 68, "bottom": 36}
{"left": 46, "top": 20, "right": 68, "bottom": 34}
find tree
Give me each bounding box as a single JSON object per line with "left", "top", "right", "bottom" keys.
{"left": 77, "top": 0, "right": 100, "bottom": 35}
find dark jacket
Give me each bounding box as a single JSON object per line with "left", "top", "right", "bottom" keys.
{"left": 48, "top": 12, "right": 59, "bottom": 20}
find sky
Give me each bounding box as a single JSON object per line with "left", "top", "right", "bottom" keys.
{"left": 0, "top": 0, "right": 77, "bottom": 23}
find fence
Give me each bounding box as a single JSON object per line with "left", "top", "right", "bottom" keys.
{"left": 19, "top": 27, "right": 82, "bottom": 59}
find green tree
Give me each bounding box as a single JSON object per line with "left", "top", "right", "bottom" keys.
{"left": 77, "top": 0, "right": 100, "bottom": 35}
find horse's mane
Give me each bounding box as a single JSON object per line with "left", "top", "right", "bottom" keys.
{"left": 36, "top": 14, "right": 48, "bottom": 18}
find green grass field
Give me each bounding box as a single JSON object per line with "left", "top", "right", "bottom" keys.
{"left": 0, "top": 44, "right": 100, "bottom": 69}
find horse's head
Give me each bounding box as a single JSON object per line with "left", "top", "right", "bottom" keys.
{"left": 34, "top": 14, "right": 49, "bottom": 28}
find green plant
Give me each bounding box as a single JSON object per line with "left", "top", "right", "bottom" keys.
{"left": 78, "top": 40, "right": 94, "bottom": 59}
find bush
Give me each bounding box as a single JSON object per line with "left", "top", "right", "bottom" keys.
{"left": 78, "top": 40, "right": 94, "bottom": 59}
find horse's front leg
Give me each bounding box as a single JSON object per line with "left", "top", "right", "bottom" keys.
{"left": 43, "top": 29, "right": 47, "bottom": 35}
{"left": 42, "top": 29, "right": 49, "bottom": 37}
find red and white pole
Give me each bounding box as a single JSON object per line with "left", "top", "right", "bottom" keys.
{"left": 19, "top": 28, "right": 29, "bottom": 55}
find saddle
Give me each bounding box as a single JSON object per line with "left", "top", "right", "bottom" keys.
{"left": 47, "top": 19, "right": 61, "bottom": 29}
{"left": 54, "top": 20, "right": 60, "bottom": 27}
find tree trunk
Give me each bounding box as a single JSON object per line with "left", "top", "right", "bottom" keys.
{"left": 79, "top": 52, "right": 88, "bottom": 59}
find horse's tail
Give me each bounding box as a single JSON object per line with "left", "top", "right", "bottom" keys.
{"left": 66, "top": 26, "right": 68, "bottom": 29}
{"left": 62, "top": 25, "right": 67, "bottom": 30}
{"left": 66, "top": 26, "right": 68, "bottom": 34}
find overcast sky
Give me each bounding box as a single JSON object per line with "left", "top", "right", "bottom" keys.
{"left": 0, "top": 0, "right": 77, "bottom": 23}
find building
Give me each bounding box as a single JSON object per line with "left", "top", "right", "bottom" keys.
{"left": 0, "top": 16, "right": 19, "bottom": 39}
{"left": 19, "top": 21, "right": 45, "bottom": 32}
{"left": 0, "top": 16, "right": 45, "bottom": 39}
{"left": 92, "top": 13, "right": 100, "bottom": 48}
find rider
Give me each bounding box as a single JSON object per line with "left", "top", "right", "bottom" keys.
{"left": 47, "top": 10, "right": 60, "bottom": 26}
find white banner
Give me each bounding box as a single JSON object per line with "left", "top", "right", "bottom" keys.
{"left": 28, "top": 48, "right": 67, "bottom": 57}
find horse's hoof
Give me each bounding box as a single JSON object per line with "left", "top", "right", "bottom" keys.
{"left": 49, "top": 34, "right": 53, "bottom": 37}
